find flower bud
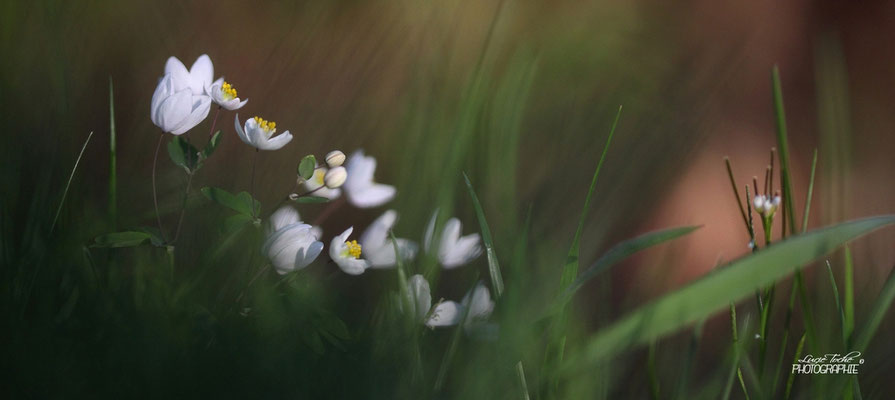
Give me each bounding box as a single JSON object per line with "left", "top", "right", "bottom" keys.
{"left": 324, "top": 166, "right": 348, "bottom": 189}
{"left": 325, "top": 150, "right": 346, "bottom": 168}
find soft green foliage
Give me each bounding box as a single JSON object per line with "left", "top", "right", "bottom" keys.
{"left": 463, "top": 172, "right": 503, "bottom": 298}
{"left": 566, "top": 215, "right": 895, "bottom": 370}
{"left": 298, "top": 154, "right": 316, "bottom": 180}
{"left": 201, "top": 186, "right": 261, "bottom": 217}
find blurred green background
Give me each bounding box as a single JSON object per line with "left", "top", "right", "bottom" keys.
{"left": 2, "top": 0, "right": 894, "bottom": 397}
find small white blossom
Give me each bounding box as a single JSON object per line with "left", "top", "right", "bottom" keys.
{"left": 424, "top": 210, "right": 482, "bottom": 269}
{"left": 330, "top": 227, "right": 371, "bottom": 275}
{"left": 263, "top": 206, "right": 324, "bottom": 274}
{"left": 207, "top": 78, "right": 247, "bottom": 110}
{"left": 359, "top": 210, "right": 418, "bottom": 268}
{"left": 234, "top": 114, "right": 292, "bottom": 151}
{"left": 343, "top": 150, "right": 396, "bottom": 208}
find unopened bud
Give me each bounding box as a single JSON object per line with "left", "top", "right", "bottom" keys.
{"left": 325, "top": 150, "right": 346, "bottom": 168}
{"left": 288, "top": 193, "right": 300, "bottom": 201}
{"left": 324, "top": 166, "right": 347, "bottom": 189}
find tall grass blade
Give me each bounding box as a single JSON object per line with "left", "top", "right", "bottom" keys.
{"left": 826, "top": 261, "right": 847, "bottom": 343}
{"left": 851, "top": 266, "right": 895, "bottom": 351}
{"left": 784, "top": 334, "right": 806, "bottom": 400}
{"left": 552, "top": 226, "right": 700, "bottom": 309}
{"left": 515, "top": 361, "right": 531, "bottom": 400}
{"left": 563, "top": 215, "right": 895, "bottom": 370}
{"left": 462, "top": 172, "right": 503, "bottom": 298}
{"left": 109, "top": 77, "right": 117, "bottom": 226}
{"left": 801, "top": 148, "right": 818, "bottom": 232}
{"left": 843, "top": 246, "right": 854, "bottom": 341}
{"left": 771, "top": 66, "right": 797, "bottom": 236}
{"left": 51, "top": 131, "right": 94, "bottom": 233}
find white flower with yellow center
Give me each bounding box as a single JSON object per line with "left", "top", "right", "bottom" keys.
{"left": 330, "top": 227, "right": 371, "bottom": 275}
{"left": 359, "top": 210, "right": 418, "bottom": 268}
{"left": 208, "top": 78, "right": 247, "bottom": 110}
{"left": 343, "top": 150, "right": 396, "bottom": 208}
{"left": 423, "top": 210, "right": 482, "bottom": 269}
{"left": 301, "top": 167, "right": 342, "bottom": 200}
{"left": 234, "top": 114, "right": 293, "bottom": 151}
{"left": 263, "top": 206, "right": 324, "bottom": 274}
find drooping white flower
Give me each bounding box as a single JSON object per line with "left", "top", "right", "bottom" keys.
{"left": 359, "top": 210, "right": 418, "bottom": 268}
{"left": 425, "top": 282, "right": 497, "bottom": 339}
{"left": 263, "top": 206, "right": 324, "bottom": 274}
{"left": 343, "top": 150, "right": 396, "bottom": 208}
{"left": 208, "top": 78, "right": 247, "bottom": 110}
{"left": 406, "top": 274, "right": 432, "bottom": 322}
{"left": 150, "top": 74, "right": 211, "bottom": 135}
{"left": 164, "top": 54, "right": 214, "bottom": 95}
{"left": 300, "top": 166, "right": 342, "bottom": 200}
{"left": 330, "top": 227, "right": 371, "bottom": 275}
{"left": 234, "top": 114, "right": 293, "bottom": 151}
{"left": 424, "top": 211, "right": 482, "bottom": 269}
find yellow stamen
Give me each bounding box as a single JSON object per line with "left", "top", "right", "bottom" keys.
{"left": 221, "top": 81, "right": 238, "bottom": 100}
{"left": 344, "top": 240, "right": 362, "bottom": 259}
{"left": 252, "top": 116, "right": 277, "bottom": 135}
{"left": 314, "top": 169, "right": 325, "bottom": 185}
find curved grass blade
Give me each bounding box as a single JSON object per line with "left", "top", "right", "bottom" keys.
{"left": 51, "top": 131, "right": 94, "bottom": 233}
{"left": 462, "top": 172, "right": 503, "bottom": 299}
{"left": 771, "top": 66, "right": 797, "bottom": 235}
{"left": 563, "top": 215, "right": 895, "bottom": 371}
{"left": 851, "top": 265, "right": 895, "bottom": 351}
{"left": 552, "top": 226, "right": 700, "bottom": 310}
{"left": 109, "top": 78, "right": 117, "bottom": 226}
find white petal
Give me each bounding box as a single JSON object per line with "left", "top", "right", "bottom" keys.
{"left": 408, "top": 274, "right": 431, "bottom": 321}
{"left": 295, "top": 240, "right": 324, "bottom": 270}
{"left": 257, "top": 131, "right": 293, "bottom": 151}
{"left": 462, "top": 282, "right": 494, "bottom": 321}
{"left": 335, "top": 257, "right": 369, "bottom": 275}
{"left": 426, "top": 301, "right": 463, "bottom": 327}
{"left": 170, "top": 94, "right": 210, "bottom": 135}
{"left": 346, "top": 183, "right": 395, "bottom": 208}
{"left": 154, "top": 89, "right": 192, "bottom": 133}
{"left": 150, "top": 74, "right": 174, "bottom": 126}
{"left": 329, "top": 227, "right": 354, "bottom": 260}
{"left": 269, "top": 206, "right": 301, "bottom": 234}
{"left": 360, "top": 210, "right": 398, "bottom": 249}
{"left": 164, "top": 56, "right": 191, "bottom": 92}
{"left": 188, "top": 54, "right": 214, "bottom": 94}
{"left": 367, "top": 238, "right": 418, "bottom": 268}
{"left": 344, "top": 150, "right": 374, "bottom": 191}
{"left": 423, "top": 209, "right": 439, "bottom": 254}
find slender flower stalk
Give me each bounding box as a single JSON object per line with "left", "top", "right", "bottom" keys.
{"left": 208, "top": 106, "right": 221, "bottom": 139}
{"left": 152, "top": 133, "right": 168, "bottom": 243}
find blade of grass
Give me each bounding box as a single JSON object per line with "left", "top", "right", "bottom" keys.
{"left": 771, "top": 66, "right": 797, "bottom": 236}
{"left": 770, "top": 282, "right": 798, "bottom": 397}
{"left": 826, "top": 261, "right": 847, "bottom": 343}
{"left": 109, "top": 77, "right": 117, "bottom": 226}
{"left": 673, "top": 318, "right": 705, "bottom": 400}
{"left": 648, "top": 341, "right": 660, "bottom": 400}
{"left": 843, "top": 246, "right": 854, "bottom": 341}
{"left": 552, "top": 226, "right": 700, "bottom": 310}
{"left": 434, "top": 273, "right": 479, "bottom": 392}
{"left": 516, "top": 361, "right": 531, "bottom": 400}
{"left": 463, "top": 172, "right": 503, "bottom": 299}
{"left": 800, "top": 149, "right": 818, "bottom": 232}
{"left": 51, "top": 131, "right": 94, "bottom": 233}
{"left": 784, "top": 334, "right": 806, "bottom": 400}
{"left": 562, "top": 215, "right": 895, "bottom": 371}
{"left": 851, "top": 265, "right": 895, "bottom": 351}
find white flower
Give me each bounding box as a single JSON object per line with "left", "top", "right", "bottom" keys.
{"left": 330, "top": 227, "right": 371, "bottom": 275}
{"left": 301, "top": 166, "right": 342, "bottom": 200}
{"left": 425, "top": 282, "right": 497, "bottom": 339}
{"left": 208, "top": 78, "right": 247, "bottom": 110}
{"left": 753, "top": 194, "right": 781, "bottom": 216}
{"left": 234, "top": 114, "right": 293, "bottom": 150}
{"left": 424, "top": 211, "right": 482, "bottom": 269}
{"left": 164, "top": 54, "right": 214, "bottom": 95}
{"left": 324, "top": 166, "right": 348, "bottom": 189}
{"left": 343, "top": 150, "right": 396, "bottom": 208}
{"left": 325, "top": 150, "right": 346, "bottom": 168}
{"left": 359, "top": 210, "right": 418, "bottom": 268}
{"left": 406, "top": 274, "right": 432, "bottom": 322}
{"left": 150, "top": 73, "right": 211, "bottom": 135}
{"left": 263, "top": 206, "right": 324, "bottom": 274}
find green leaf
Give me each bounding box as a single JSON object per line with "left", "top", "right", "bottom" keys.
{"left": 168, "top": 136, "right": 200, "bottom": 172}
{"left": 294, "top": 196, "right": 329, "bottom": 204}
{"left": 137, "top": 226, "right": 166, "bottom": 247}
{"left": 551, "top": 226, "right": 700, "bottom": 310}
{"left": 462, "top": 172, "right": 503, "bottom": 298}
{"left": 202, "top": 130, "right": 223, "bottom": 159}
{"left": 563, "top": 215, "right": 895, "bottom": 371}
{"left": 236, "top": 191, "right": 261, "bottom": 216}
{"left": 201, "top": 187, "right": 258, "bottom": 216}
{"left": 92, "top": 231, "right": 152, "bottom": 248}
{"left": 298, "top": 155, "right": 317, "bottom": 180}
{"left": 223, "top": 214, "right": 254, "bottom": 234}
{"left": 852, "top": 265, "right": 895, "bottom": 351}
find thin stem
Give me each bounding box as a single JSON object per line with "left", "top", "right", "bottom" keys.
{"left": 208, "top": 106, "right": 221, "bottom": 139}
{"left": 250, "top": 149, "right": 259, "bottom": 218}
{"left": 724, "top": 157, "right": 750, "bottom": 235}
{"left": 235, "top": 264, "right": 271, "bottom": 304}
{"left": 152, "top": 133, "right": 168, "bottom": 243}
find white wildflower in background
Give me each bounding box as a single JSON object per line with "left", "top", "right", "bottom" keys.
{"left": 753, "top": 194, "right": 781, "bottom": 216}
{"left": 150, "top": 74, "right": 211, "bottom": 135}
{"left": 208, "top": 78, "right": 247, "bottom": 110}
{"left": 300, "top": 166, "right": 342, "bottom": 200}
{"left": 406, "top": 274, "right": 432, "bottom": 322}
{"left": 164, "top": 54, "right": 214, "bottom": 95}
{"left": 263, "top": 206, "right": 324, "bottom": 275}
{"left": 343, "top": 150, "right": 396, "bottom": 208}
{"left": 424, "top": 211, "right": 482, "bottom": 269}
{"left": 359, "top": 210, "right": 418, "bottom": 268}
{"left": 234, "top": 114, "right": 293, "bottom": 150}
{"left": 330, "top": 227, "right": 370, "bottom": 275}
{"left": 425, "top": 282, "right": 497, "bottom": 339}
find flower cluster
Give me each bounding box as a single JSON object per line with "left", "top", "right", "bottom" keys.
{"left": 148, "top": 54, "right": 491, "bottom": 333}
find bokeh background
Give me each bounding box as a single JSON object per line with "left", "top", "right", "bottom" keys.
{"left": 2, "top": 0, "right": 894, "bottom": 397}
